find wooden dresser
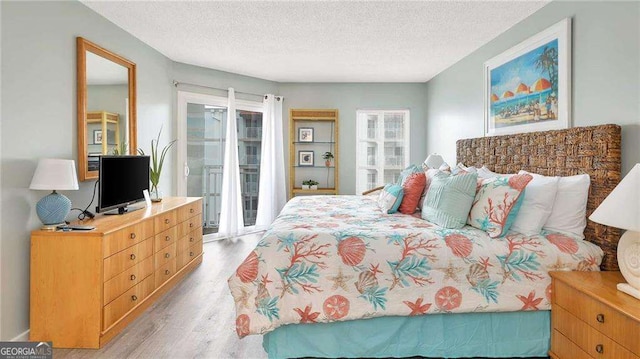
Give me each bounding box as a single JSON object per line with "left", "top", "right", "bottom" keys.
{"left": 30, "top": 197, "right": 204, "bottom": 348}
{"left": 550, "top": 271, "right": 640, "bottom": 359}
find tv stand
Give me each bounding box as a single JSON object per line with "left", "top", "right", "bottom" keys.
{"left": 103, "top": 204, "right": 144, "bottom": 215}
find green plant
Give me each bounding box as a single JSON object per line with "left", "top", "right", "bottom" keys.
{"left": 302, "top": 179, "right": 319, "bottom": 186}
{"left": 112, "top": 141, "right": 128, "bottom": 156}
{"left": 322, "top": 152, "right": 334, "bottom": 160}
{"left": 138, "top": 127, "right": 176, "bottom": 196}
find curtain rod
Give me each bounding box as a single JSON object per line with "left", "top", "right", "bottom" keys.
{"left": 173, "top": 80, "right": 281, "bottom": 100}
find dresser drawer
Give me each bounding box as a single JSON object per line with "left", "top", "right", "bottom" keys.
{"left": 554, "top": 305, "right": 638, "bottom": 359}
{"left": 177, "top": 200, "right": 202, "bottom": 223}
{"left": 178, "top": 214, "right": 202, "bottom": 238}
{"left": 155, "top": 258, "right": 177, "bottom": 288}
{"left": 103, "top": 256, "right": 154, "bottom": 306}
{"left": 154, "top": 226, "right": 178, "bottom": 252}
{"left": 177, "top": 229, "right": 202, "bottom": 254}
{"left": 103, "top": 237, "right": 153, "bottom": 281}
{"left": 103, "top": 274, "right": 153, "bottom": 330}
{"left": 154, "top": 210, "right": 177, "bottom": 232}
{"left": 176, "top": 240, "right": 203, "bottom": 270}
{"left": 551, "top": 329, "right": 592, "bottom": 359}
{"left": 154, "top": 242, "right": 176, "bottom": 270}
{"left": 555, "top": 280, "right": 640, "bottom": 356}
{"left": 103, "top": 219, "right": 153, "bottom": 258}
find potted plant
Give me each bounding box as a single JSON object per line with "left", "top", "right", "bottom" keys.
{"left": 302, "top": 179, "right": 319, "bottom": 190}
{"left": 322, "top": 151, "right": 334, "bottom": 167}
{"left": 138, "top": 127, "right": 176, "bottom": 202}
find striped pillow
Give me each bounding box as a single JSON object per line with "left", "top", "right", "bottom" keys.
{"left": 421, "top": 172, "right": 478, "bottom": 229}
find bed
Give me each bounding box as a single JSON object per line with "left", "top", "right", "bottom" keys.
{"left": 229, "top": 124, "right": 622, "bottom": 359}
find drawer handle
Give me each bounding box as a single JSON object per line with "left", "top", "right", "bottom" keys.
{"left": 190, "top": 237, "right": 194, "bottom": 242}
{"left": 165, "top": 269, "right": 171, "bottom": 275}
{"left": 165, "top": 236, "right": 171, "bottom": 241}
{"left": 164, "top": 219, "right": 170, "bottom": 224}
{"left": 190, "top": 208, "right": 194, "bottom": 213}
{"left": 190, "top": 251, "right": 194, "bottom": 257}
{"left": 596, "top": 313, "right": 605, "bottom": 323}
{"left": 190, "top": 223, "right": 194, "bottom": 228}
{"left": 130, "top": 274, "right": 136, "bottom": 281}
{"left": 165, "top": 253, "right": 170, "bottom": 258}
{"left": 131, "top": 295, "right": 138, "bottom": 301}
{"left": 130, "top": 253, "right": 136, "bottom": 260}
{"left": 130, "top": 233, "right": 136, "bottom": 239}
{"left": 596, "top": 344, "right": 603, "bottom": 354}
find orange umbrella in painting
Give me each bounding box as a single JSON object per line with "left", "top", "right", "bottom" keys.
{"left": 502, "top": 91, "right": 514, "bottom": 99}
{"left": 515, "top": 83, "right": 530, "bottom": 94}
{"left": 531, "top": 78, "right": 551, "bottom": 92}
{"left": 491, "top": 94, "right": 499, "bottom": 102}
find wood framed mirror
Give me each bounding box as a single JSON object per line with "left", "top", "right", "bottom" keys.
{"left": 77, "top": 37, "right": 137, "bottom": 181}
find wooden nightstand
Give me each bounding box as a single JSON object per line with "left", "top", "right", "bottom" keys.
{"left": 550, "top": 271, "right": 640, "bottom": 359}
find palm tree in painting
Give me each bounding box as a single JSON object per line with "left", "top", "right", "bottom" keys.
{"left": 535, "top": 46, "right": 558, "bottom": 92}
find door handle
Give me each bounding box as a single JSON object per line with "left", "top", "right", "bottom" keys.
{"left": 184, "top": 162, "right": 190, "bottom": 177}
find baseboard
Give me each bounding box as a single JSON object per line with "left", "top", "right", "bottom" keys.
{"left": 11, "top": 329, "right": 29, "bottom": 341}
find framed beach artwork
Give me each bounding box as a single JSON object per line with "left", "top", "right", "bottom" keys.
{"left": 484, "top": 18, "right": 571, "bottom": 136}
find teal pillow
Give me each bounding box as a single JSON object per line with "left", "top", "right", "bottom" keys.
{"left": 377, "top": 184, "right": 404, "bottom": 214}
{"left": 421, "top": 172, "right": 478, "bottom": 229}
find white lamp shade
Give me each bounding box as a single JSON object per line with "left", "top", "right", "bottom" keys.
{"left": 424, "top": 154, "right": 445, "bottom": 169}
{"left": 589, "top": 163, "right": 640, "bottom": 232}
{"left": 29, "top": 159, "right": 79, "bottom": 191}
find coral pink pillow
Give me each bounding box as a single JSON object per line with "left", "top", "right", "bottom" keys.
{"left": 398, "top": 172, "right": 427, "bottom": 214}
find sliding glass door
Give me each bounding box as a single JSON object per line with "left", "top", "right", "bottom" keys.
{"left": 177, "top": 92, "right": 263, "bottom": 237}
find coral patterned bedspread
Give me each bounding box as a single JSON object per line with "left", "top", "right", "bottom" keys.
{"left": 228, "top": 196, "right": 603, "bottom": 337}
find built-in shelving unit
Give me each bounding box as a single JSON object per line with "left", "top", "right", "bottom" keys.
{"left": 289, "top": 109, "right": 339, "bottom": 198}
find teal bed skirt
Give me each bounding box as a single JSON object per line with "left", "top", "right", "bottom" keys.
{"left": 262, "top": 311, "right": 550, "bottom": 359}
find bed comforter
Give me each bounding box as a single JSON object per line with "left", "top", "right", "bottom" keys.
{"left": 228, "top": 196, "right": 603, "bottom": 337}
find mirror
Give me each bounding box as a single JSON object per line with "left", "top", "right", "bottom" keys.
{"left": 77, "top": 37, "right": 137, "bottom": 181}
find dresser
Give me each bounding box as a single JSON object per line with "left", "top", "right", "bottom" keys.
{"left": 30, "top": 197, "right": 204, "bottom": 348}
{"left": 550, "top": 271, "right": 640, "bottom": 359}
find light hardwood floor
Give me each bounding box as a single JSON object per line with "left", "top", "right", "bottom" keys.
{"left": 55, "top": 234, "right": 267, "bottom": 359}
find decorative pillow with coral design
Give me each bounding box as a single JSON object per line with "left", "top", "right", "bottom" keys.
{"left": 468, "top": 173, "right": 533, "bottom": 238}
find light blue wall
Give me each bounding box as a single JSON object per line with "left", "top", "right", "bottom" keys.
{"left": 279, "top": 83, "right": 428, "bottom": 194}
{"left": 425, "top": 1, "right": 640, "bottom": 174}
{"left": 0, "top": 0, "right": 174, "bottom": 340}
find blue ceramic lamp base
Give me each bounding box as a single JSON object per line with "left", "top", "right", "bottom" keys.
{"left": 36, "top": 190, "right": 71, "bottom": 230}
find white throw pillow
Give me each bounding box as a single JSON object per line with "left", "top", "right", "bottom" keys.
{"left": 477, "top": 166, "right": 511, "bottom": 179}
{"left": 543, "top": 174, "right": 591, "bottom": 238}
{"left": 452, "top": 162, "right": 477, "bottom": 175}
{"left": 511, "top": 171, "right": 560, "bottom": 236}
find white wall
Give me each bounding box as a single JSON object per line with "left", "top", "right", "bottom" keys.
{"left": 425, "top": 1, "right": 640, "bottom": 174}
{"left": 0, "top": 1, "right": 173, "bottom": 340}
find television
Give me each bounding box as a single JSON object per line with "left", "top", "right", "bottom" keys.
{"left": 98, "top": 155, "right": 150, "bottom": 214}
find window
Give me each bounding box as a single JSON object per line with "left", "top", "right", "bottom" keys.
{"left": 356, "top": 110, "right": 410, "bottom": 194}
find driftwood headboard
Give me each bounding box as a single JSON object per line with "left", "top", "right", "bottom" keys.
{"left": 456, "top": 124, "right": 622, "bottom": 271}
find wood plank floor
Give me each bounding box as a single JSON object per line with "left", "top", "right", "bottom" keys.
{"left": 55, "top": 234, "right": 267, "bottom": 359}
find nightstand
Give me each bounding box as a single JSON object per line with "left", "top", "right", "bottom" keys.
{"left": 550, "top": 271, "right": 640, "bottom": 359}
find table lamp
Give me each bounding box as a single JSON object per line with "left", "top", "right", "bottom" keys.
{"left": 589, "top": 163, "right": 640, "bottom": 299}
{"left": 423, "top": 153, "right": 445, "bottom": 169}
{"left": 29, "top": 159, "right": 79, "bottom": 230}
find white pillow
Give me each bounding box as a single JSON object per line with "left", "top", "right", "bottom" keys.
{"left": 511, "top": 171, "right": 560, "bottom": 236}
{"left": 477, "top": 166, "right": 511, "bottom": 179}
{"left": 452, "top": 162, "right": 477, "bottom": 175}
{"left": 543, "top": 174, "right": 591, "bottom": 238}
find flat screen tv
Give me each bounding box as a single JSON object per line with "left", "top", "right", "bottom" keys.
{"left": 98, "top": 155, "right": 150, "bottom": 214}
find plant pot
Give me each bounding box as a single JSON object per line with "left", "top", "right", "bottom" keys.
{"left": 150, "top": 188, "right": 163, "bottom": 202}
{"left": 302, "top": 185, "right": 310, "bottom": 190}
{"left": 310, "top": 185, "right": 318, "bottom": 190}
{"left": 325, "top": 160, "right": 331, "bottom": 167}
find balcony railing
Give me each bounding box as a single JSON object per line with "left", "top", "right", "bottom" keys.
{"left": 245, "top": 127, "right": 262, "bottom": 139}
{"left": 202, "top": 164, "right": 259, "bottom": 228}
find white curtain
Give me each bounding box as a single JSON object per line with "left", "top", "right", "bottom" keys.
{"left": 218, "top": 88, "right": 245, "bottom": 235}
{"left": 256, "top": 95, "right": 286, "bottom": 227}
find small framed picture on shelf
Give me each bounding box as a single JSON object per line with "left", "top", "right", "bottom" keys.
{"left": 298, "top": 127, "right": 314, "bottom": 142}
{"left": 93, "top": 130, "right": 103, "bottom": 144}
{"left": 298, "top": 151, "right": 314, "bottom": 166}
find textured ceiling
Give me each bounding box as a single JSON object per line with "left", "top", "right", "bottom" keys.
{"left": 82, "top": 1, "right": 549, "bottom": 83}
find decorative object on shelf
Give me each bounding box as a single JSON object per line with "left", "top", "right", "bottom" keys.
{"left": 423, "top": 153, "right": 444, "bottom": 169}
{"left": 484, "top": 18, "right": 571, "bottom": 136}
{"left": 29, "top": 159, "right": 79, "bottom": 230}
{"left": 138, "top": 127, "right": 176, "bottom": 202}
{"left": 589, "top": 163, "right": 640, "bottom": 299}
{"left": 302, "top": 180, "right": 319, "bottom": 190}
{"left": 298, "top": 150, "right": 314, "bottom": 167}
{"left": 322, "top": 151, "right": 334, "bottom": 167}
{"left": 93, "top": 130, "right": 103, "bottom": 145}
{"left": 298, "top": 127, "right": 314, "bottom": 142}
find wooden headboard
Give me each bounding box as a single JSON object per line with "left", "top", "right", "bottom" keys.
{"left": 456, "top": 124, "right": 622, "bottom": 271}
